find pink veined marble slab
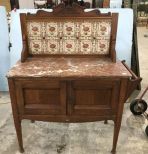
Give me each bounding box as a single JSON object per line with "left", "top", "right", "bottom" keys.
{"left": 7, "top": 57, "right": 131, "bottom": 78}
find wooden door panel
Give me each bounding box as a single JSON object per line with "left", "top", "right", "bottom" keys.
{"left": 70, "top": 79, "right": 120, "bottom": 116}
{"left": 24, "top": 89, "right": 60, "bottom": 105}
{"left": 15, "top": 80, "right": 66, "bottom": 115}
{"left": 75, "top": 89, "right": 111, "bottom": 105}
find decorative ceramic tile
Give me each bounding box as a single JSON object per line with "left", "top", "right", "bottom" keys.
{"left": 27, "top": 22, "right": 44, "bottom": 37}
{"left": 45, "top": 22, "right": 59, "bottom": 37}
{"left": 80, "top": 22, "right": 93, "bottom": 37}
{"left": 63, "top": 22, "right": 76, "bottom": 37}
{"left": 96, "top": 21, "right": 111, "bottom": 38}
{"left": 29, "top": 40, "right": 43, "bottom": 54}
{"left": 80, "top": 39, "right": 93, "bottom": 54}
{"left": 62, "top": 39, "right": 77, "bottom": 54}
{"left": 46, "top": 39, "right": 60, "bottom": 54}
{"left": 96, "top": 40, "right": 110, "bottom": 54}
{"left": 27, "top": 19, "right": 112, "bottom": 55}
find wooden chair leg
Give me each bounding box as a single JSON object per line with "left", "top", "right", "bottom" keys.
{"left": 13, "top": 119, "right": 24, "bottom": 153}
{"left": 111, "top": 119, "right": 122, "bottom": 154}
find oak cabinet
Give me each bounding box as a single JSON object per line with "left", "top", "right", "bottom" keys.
{"left": 14, "top": 79, "right": 120, "bottom": 117}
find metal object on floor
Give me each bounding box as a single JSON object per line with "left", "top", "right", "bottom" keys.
{"left": 130, "top": 86, "right": 148, "bottom": 136}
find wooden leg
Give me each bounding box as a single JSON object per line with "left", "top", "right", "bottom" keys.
{"left": 111, "top": 79, "right": 128, "bottom": 153}
{"left": 31, "top": 120, "right": 35, "bottom": 123}
{"left": 8, "top": 79, "right": 24, "bottom": 153}
{"left": 13, "top": 119, "right": 24, "bottom": 153}
{"left": 111, "top": 118, "right": 122, "bottom": 154}
{"left": 104, "top": 120, "right": 108, "bottom": 124}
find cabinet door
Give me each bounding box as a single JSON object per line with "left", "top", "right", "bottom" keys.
{"left": 15, "top": 80, "right": 66, "bottom": 115}
{"left": 69, "top": 79, "right": 120, "bottom": 116}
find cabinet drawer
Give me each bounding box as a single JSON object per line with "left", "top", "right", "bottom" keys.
{"left": 69, "top": 79, "right": 120, "bottom": 116}
{"left": 15, "top": 80, "right": 66, "bottom": 115}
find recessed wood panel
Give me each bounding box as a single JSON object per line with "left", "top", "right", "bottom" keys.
{"left": 15, "top": 80, "right": 66, "bottom": 115}
{"left": 75, "top": 89, "right": 111, "bottom": 105}
{"left": 24, "top": 89, "right": 60, "bottom": 105}
{"left": 70, "top": 79, "right": 120, "bottom": 116}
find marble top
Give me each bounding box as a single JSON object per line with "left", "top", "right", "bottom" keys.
{"left": 7, "top": 57, "right": 131, "bottom": 78}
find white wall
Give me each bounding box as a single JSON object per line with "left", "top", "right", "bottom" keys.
{"left": 0, "top": 6, "right": 10, "bottom": 91}
{"left": 19, "top": 0, "right": 34, "bottom": 9}
{"left": 110, "top": 0, "right": 123, "bottom": 8}
{"left": 10, "top": 10, "right": 23, "bottom": 67}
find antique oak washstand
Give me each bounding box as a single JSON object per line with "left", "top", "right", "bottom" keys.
{"left": 7, "top": 3, "right": 141, "bottom": 153}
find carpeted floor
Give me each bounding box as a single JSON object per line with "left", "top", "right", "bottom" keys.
{"left": 0, "top": 27, "right": 148, "bottom": 154}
